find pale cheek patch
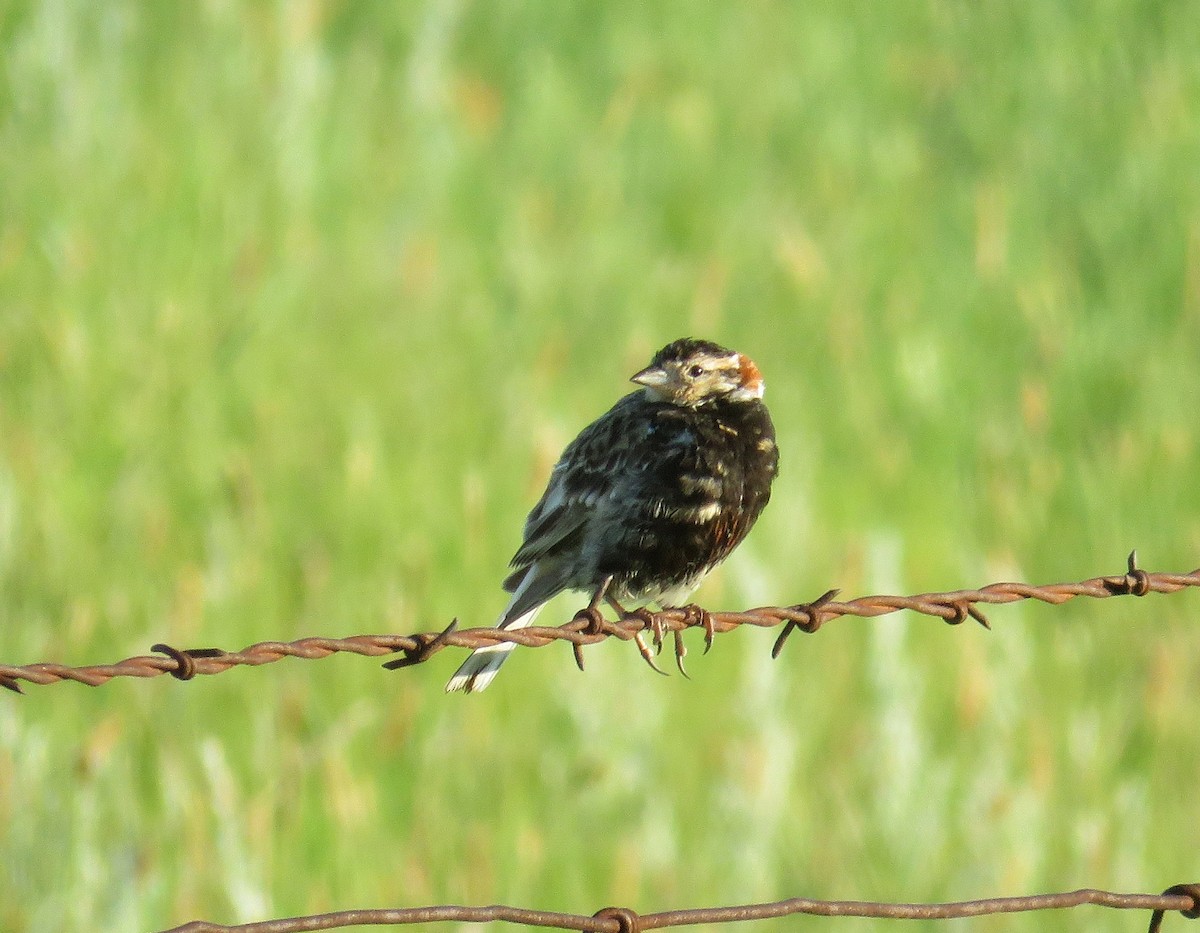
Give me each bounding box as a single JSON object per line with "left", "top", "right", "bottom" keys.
{"left": 729, "top": 379, "right": 765, "bottom": 402}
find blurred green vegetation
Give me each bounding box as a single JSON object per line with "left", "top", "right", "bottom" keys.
{"left": 1, "top": 2, "right": 1198, "bottom": 931}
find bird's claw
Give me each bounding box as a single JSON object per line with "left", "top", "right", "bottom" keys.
{"left": 673, "top": 629, "right": 690, "bottom": 679}
{"left": 633, "top": 629, "right": 670, "bottom": 676}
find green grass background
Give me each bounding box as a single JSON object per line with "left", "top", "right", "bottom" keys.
{"left": 2, "top": 2, "right": 1199, "bottom": 931}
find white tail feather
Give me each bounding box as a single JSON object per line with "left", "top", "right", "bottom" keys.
{"left": 445, "top": 579, "right": 547, "bottom": 693}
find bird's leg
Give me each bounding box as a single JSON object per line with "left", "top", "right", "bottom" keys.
{"left": 606, "top": 593, "right": 669, "bottom": 677}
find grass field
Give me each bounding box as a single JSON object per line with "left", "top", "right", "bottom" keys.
{"left": 2, "top": 2, "right": 1199, "bottom": 931}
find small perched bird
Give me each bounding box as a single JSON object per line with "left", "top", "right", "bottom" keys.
{"left": 446, "top": 338, "right": 779, "bottom": 693}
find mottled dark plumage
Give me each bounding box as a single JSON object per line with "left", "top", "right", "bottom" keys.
{"left": 447, "top": 337, "right": 778, "bottom": 693}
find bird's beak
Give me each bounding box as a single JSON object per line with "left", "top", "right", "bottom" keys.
{"left": 631, "top": 365, "right": 671, "bottom": 389}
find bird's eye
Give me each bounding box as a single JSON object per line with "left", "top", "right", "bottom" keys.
{"left": 688, "top": 364, "right": 704, "bottom": 378}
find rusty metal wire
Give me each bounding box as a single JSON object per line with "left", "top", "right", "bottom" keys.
{"left": 2, "top": 552, "right": 1196, "bottom": 693}
{"left": 158, "top": 883, "right": 1200, "bottom": 932}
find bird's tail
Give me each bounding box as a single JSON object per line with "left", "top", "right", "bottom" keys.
{"left": 445, "top": 599, "right": 545, "bottom": 694}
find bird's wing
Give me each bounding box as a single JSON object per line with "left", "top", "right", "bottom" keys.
{"left": 506, "top": 393, "right": 654, "bottom": 574}
{"left": 505, "top": 481, "right": 589, "bottom": 573}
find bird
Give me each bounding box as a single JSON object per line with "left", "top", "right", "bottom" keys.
{"left": 446, "top": 337, "right": 779, "bottom": 693}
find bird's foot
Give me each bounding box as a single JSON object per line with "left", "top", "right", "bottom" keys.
{"left": 571, "top": 577, "right": 617, "bottom": 672}
{"left": 625, "top": 607, "right": 669, "bottom": 676}
{"left": 572, "top": 604, "right": 608, "bottom": 636}
{"left": 630, "top": 607, "right": 667, "bottom": 654}
{"left": 570, "top": 606, "right": 609, "bottom": 672}
{"left": 678, "top": 603, "right": 716, "bottom": 654}
{"left": 606, "top": 596, "right": 669, "bottom": 677}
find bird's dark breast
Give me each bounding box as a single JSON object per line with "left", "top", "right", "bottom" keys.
{"left": 601, "top": 400, "right": 778, "bottom": 599}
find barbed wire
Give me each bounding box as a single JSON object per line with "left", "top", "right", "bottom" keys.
{"left": 159, "top": 882, "right": 1200, "bottom": 932}
{"left": 10, "top": 554, "right": 1199, "bottom": 932}
{"left": 2, "top": 552, "right": 1196, "bottom": 694}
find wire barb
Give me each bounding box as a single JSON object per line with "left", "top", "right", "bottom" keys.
{"left": 771, "top": 588, "right": 840, "bottom": 658}
{"left": 1105, "top": 549, "right": 1153, "bottom": 597}
{"left": 1149, "top": 883, "right": 1200, "bottom": 932}
{"left": 381, "top": 619, "right": 459, "bottom": 671}
{"left": 150, "top": 644, "right": 224, "bottom": 681}
{"left": 593, "top": 906, "right": 642, "bottom": 933}
{"left": 2, "top": 557, "right": 1197, "bottom": 693}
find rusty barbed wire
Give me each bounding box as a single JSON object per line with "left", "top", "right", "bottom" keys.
{"left": 158, "top": 882, "right": 1200, "bottom": 932}
{"left": 2, "top": 552, "right": 1196, "bottom": 693}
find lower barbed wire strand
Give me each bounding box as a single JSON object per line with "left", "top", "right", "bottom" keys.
{"left": 155, "top": 884, "right": 1200, "bottom": 932}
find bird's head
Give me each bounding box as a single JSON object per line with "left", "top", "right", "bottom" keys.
{"left": 631, "top": 338, "right": 765, "bottom": 408}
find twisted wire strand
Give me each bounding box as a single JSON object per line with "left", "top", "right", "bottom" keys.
{"left": 8, "top": 556, "right": 1200, "bottom": 931}
{"left": 2, "top": 553, "right": 1196, "bottom": 693}
{"left": 157, "top": 883, "right": 1200, "bottom": 932}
